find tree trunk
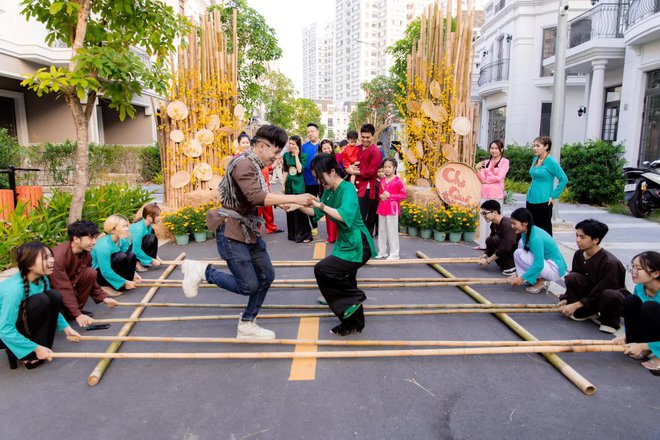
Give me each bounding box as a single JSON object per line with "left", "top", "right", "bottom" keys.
{"left": 67, "top": 96, "right": 91, "bottom": 224}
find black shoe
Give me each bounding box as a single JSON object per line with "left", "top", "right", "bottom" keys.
{"left": 81, "top": 310, "right": 94, "bottom": 318}
{"left": 330, "top": 324, "right": 363, "bottom": 336}
{"left": 5, "top": 349, "right": 18, "bottom": 370}
{"left": 23, "top": 359, "right": 45, "bottom": 370}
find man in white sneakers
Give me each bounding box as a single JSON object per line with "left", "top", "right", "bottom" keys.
{"left": 182, "top": 125, "right": 315, "bottom": 339}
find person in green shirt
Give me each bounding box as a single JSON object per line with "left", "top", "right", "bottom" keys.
{"left": 0, "top": 242, "right": 80, "bottom": 369}
{"left": 282, "top": 135, "right": 312, "bottom": 243}
{"left": 288, "top": 153, "right": 376, "bottom": 336}
{"left": 130, "top": 203, "right": 163, "bottom": 272}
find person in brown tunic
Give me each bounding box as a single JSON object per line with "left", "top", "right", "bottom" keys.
{"left": 558, "top": 219, "right": 628, "bottom": 333}
{"left": 478, "top": 200, "right": 518, "bottom": 275}
{"left": 49, "top": 221, "right": 117, "bottom": 328}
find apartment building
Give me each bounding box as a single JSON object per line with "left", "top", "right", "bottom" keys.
{"left": 475, "top": 0, "right": 660, "bottom": 166}
{"left": 302, "top": 22, "right": 335, "bottom": 100}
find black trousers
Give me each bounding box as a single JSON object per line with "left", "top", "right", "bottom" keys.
{"left": 485, "top": 235, "right": 515, "bottom": 270}
{"left": 141, "top": 232, "right": 158, "bottom": 259}
{"left": 359, "top": 187, "right": 378, "bottom": 236}
{"left": 623, "top": 295, "right": 660, "bottom": 344}
{"left": 526, "top": 201, "right": 553, "bottom": 236}
{"left": 314, "top": 233, "right": 372, "bottom": 330}
{"left": 9, "top": 290, "right": 62, "bottom": 360}
{"left": 561, "top": 272, "right": 628, "bottom": 328}
{"left": 286, "top": 209, "right": 312, "bottom": 243}
{"left": 96, "top": 251, "right": 137, "bottom": 291}
{"left": 305, "top": 184, "right": 320, "bottom": 228}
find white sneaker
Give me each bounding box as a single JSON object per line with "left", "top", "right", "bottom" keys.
{"left": 599, "top": 324, "right": 618, "bottom": 334}
{"left": 181, "top": 260, "right": 208, "bottom": 298}
{"left": 374, "top": 254, "right": 387, "bottom": 259}
{"left": 237, "top": 319, "right": 276, "bottom": 339}
{"left": 386, "top": 255, "right": 400, "bottom": 260}
{"left": 135, "top": 261, "right": 149, "bottom": 272}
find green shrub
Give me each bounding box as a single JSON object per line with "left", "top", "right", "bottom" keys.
{"left": 139, "top": 143, "right": 162, "bottom": 182}
{"left": 475, "top": 148, "right": 489, "bottom": 164}
{"left": 0, "top": 129, "right": 23, "bottom": 189}
{"left": 502, "top": 145, "right": 535, "bottom": 182}
{"left": 560, "top": 140, "right": 626, "bottom": 206}
{"left": 504, "top": 179, "right": 531, "bottom": 194}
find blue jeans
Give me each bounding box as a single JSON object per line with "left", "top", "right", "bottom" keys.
{"left": 205, "top": 225, "right": 275, "bottom": 321}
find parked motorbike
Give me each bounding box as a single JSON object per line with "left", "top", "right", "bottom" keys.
{"left": 624, "top": 159, "right": 660, "bottom": 218}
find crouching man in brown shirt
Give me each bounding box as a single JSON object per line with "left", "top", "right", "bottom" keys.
{"left": 49, "top": 221, "right": 118, "bottom": 328}
{"left": 559, "top": 219, "right": 628, "bottom": 334}
{"left": 182, "top": 125, "right": 316, "bottom": 339}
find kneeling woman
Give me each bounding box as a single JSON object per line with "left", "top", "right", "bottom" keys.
{"left": 290, "top": 154, "right": 376, "bottom": 335}
{"left": 615, "top": 251, "right": 660, "bottom": 375}
{"left": 130, "top": 203, "right": 162, "bottom": 272}
{"left": 0, "top": 242, "right": 80, "bottom": 369}
{"left": 92, "top": 214, "right": 140, "bottom": 296}
{"left": 507, "top": 207, "right": 567, "bottom": 293}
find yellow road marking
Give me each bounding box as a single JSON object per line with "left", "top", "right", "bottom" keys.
{"left": 288, "top": 317, "right": 320, "bottom": 381}
{"left": 312, "top": 241, "right": 326, "bottom": 260}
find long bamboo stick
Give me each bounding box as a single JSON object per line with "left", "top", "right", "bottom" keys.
{"left": 417, "top": 251, "right": 597, "bottom": 395}
{"left": 158, "top": 258, "right": 481, "bottom": 267}
{"left": 71, "top": 334, "right": 618, "bottom": 348}
{"left": 114, "top": 302, "right": 560, "bottom": 310}
{"left": 92, "top": 308, "right": 562, "bottom": 325}
{"left": 86, "top": 253, "right": 185, "bottom": 386}
{"left": 53, "top": 345, "right": 625, "bottom": 361}
{"left": 139, "top": 277, "right": 506, "bottom": 284}
{"left": 136, "top": 280, "right": 511, "bottom": 289}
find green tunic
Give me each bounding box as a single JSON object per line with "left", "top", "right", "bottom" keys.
{"left": 283, "top": 152, "right": 307, "bottom": 195}
{"left": 312, "top": 180, "right": 376, "bottom": 263}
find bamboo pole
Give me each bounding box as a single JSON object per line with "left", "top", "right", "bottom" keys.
{"left": 136, "top": 279, "right": 512, "bottom": 289}
{"left": 92, "top": 308, "right": 562, "bottom": 325}
{"left": 139, "top": 277, "right": 506, "bottom": 284}
{"left": 114, "top": 302, "right": 561, "bottom": 310}
{"left": 53, "top": 345, "right": 625, "bottom": 361}
{"left": 72, "top": 334, "right": 618, "bottom": 348}
{"left": 158, "top": 257, "right": 481, "bottom": 267}
{"left": 417, "top": 251, "right": 597, "bottom": 395}
{"left": 86, "top": 253, "right": 185, "bottom": 386}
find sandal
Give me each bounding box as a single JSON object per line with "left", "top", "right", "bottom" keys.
{"left": 628, "top": 350, "right": 651, "bottom": 361}
{"left": 641, "top": 358, "right": 660, "bottom": 376}
{"left": 525, "top": 281, "right": 549, "bottom": 294}
{"left": 23, "top": 359, "right": 45, "bottom": 370}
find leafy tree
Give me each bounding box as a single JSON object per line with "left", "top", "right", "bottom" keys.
{"left": 213, "top": 0, "right": 283, "bottom": 114}
{"left": 292, "top": 98, "right": 324, "bottom": 138}
{"left": 0, "top": 129, "right": 23, "bottom": 189}
{"left": 386, "top": 17, "right": 420, "bottom": 98}
{"left": 261, "top": 71, "right": 296, "bottom": 130}
{"left": 20, "top": 0, "right": 188, "bottom": 223}
{"left": 348, "top": 75, "right": 398, "bottom": 131}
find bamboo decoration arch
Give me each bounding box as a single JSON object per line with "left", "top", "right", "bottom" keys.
{"left": 401, "top": 0, "right": 478, "bottom": 185}
{"left": 156, "top": 10, "right": 240, "bottom": 209}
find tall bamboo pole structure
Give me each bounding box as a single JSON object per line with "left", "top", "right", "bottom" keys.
{"left": 86, "top": 253, "right": 185, "bottom": 386}
{"left": 417, "top": 251, "right": 597, "bottom": 395}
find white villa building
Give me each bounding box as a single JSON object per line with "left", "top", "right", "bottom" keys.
{"left": 475, "top": 0, "right": 660, "bottom": 166}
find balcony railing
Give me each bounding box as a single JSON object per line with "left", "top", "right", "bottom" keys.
{"left": 627, "top": 0, "right": 660, "bottom": 27}
{"left": 478, "top": 59, "right": 510, "bottom": 87}
{"left": 567, "top": 2, "right": 629, "bottom": 48}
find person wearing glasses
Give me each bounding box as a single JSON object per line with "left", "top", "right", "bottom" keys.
{"left": 475, "top": 140, "right": 509, "bottom": 250}
{"left": 614, "top": 251, "right": 660, "bottom": 375}
{"left": 181, "top": 125, "right": 316, "bottom": 340}
{"left": 557, "top": 219, "right": 628, "bottom": 334}
{"left": 477, "top": 200, "right": 517, "bottom": 276}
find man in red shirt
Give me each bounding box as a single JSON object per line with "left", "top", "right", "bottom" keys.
{"left": 345, "top": 123, "right": 381, "bottom": 235}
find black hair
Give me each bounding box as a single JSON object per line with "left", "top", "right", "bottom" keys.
{"left": 310, "top": 153, "right": 346, "bottom": 181}
{"left": 14, "top": 242, "right": 53, "bottom": 333}
{"left": 486, "top": 139, "right": 505, "bottom": 168}
{"left": 511, "top": 207, "right": 534, "bottom": 251}
{"left": 360, "top": 124, "right": 375, "bottom": 135}
{"left": 67, "top": 220, "right": 100, "bottom": 240}
{"left": 318, "top": 138, "right": 334, "bottom": 154}
{"left": 575, "top": 219, "right": 609, "bottom": 244}
{"left": 237, "top": 132, "right": 250, "bottom": 142}
{"left": 632, "top": 251, "right": 660, "bottom": 279}
{"left": 382, "top": 157, "right": 397, "bottom": 174}
{"left": 377, "top": 141, "right": 383, "bottom": 146}
{"left": 339, "top": 139, "right": 348, "bottom": 147}
{"left": 255, "top": 124, "right": 288, "bottom": 149}
{"left": 480, "top": 199, "right": 501, "bottom": 214}
{"left": 289, "top": 135, "right": 302, "bottom": 148}
{"left": 346, "top": 131, "right": 358, "bottom": 141}
{"left": 534, "top": 136, "right": 552, "bottom": 152}
{"left": 306, "top": 122, "right": 319, "bottom": 129}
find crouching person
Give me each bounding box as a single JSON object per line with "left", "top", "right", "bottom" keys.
{"left": 130, "top": 203, "right": 162, "bottom": 272}
{"left": 92, "top": 215, "right": 140, "bottom": 296}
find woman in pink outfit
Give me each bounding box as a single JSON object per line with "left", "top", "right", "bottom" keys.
{"left": 476, "top": 139, "right": 510, "bottom": 249}
{"left": 376, "top": 158, "right": 407, "bottom": 260}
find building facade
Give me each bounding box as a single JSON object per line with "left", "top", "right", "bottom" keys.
{"left": 475, "top": 0, "right": 660, "bottom": 166}
{"left": 302, "top": 22, "right": 335, "bottom": 101}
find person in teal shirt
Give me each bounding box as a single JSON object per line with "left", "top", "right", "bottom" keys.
{"left": 282, "top": 135, "right": 312, "bottom": 243}
{"left": 0, "top": 242, "right": 80, "bottom": 369}
{"left": 290, "top": 154, "right": 376, "bottom": 336}
{"left": 525, "top": 136, "right": 568, "bottom": 236}
{"left": 615, "top": 251, "right": 660, "bottom": 376}
{"left": 507, "top": 207, "right": 566, "bottom": 294}
{"left": 130, "top": 203, "right": 162, "bottom": 272}
{"left": 92, "top": 214, "right": 139, "bottom": 296}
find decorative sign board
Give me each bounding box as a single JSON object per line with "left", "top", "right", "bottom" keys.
{"left": 434, "top": 162, "right": 481, "bottom": 206}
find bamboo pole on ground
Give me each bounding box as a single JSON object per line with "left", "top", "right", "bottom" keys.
{"left": 158, "top": 257, "right": 481, "bottom": 267}
{"left": 416, "top": 251, "right": 597, "bottom": 395}
{"left": 136, "top": 279, "right": 512, "bottom": 289}
{"left": 139, "top": 277, "right": 507, "bottom": 284}
{"left": 86, "top": 253, "right": 185, "bottom": 386}
{"left": 114, "top": 302, "right": 561, "bottom": 310}
{"left": 53, "top": 345, "right": 625, "bottom": 361}
{"left": 72, "top": 334, "right": 619, "bottom": 349}
{"left": 92, "top": 308, "right": 562, "bottom": 325}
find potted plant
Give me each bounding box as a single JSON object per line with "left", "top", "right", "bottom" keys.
{"left": 446, "top": 204, "right": 463, "bottom": 243}
{"left": 419, "top": 206, "right": 434, "bottom": 239}
{"left": 399, "top": 201, "right": 411, "bottom": 234}
{"left": 189, "top": 207, "right": 208, "bottom": 243}
{"left": 407, "top": 203, "right": 420, "bottom": 236}
{"left": 163, "top": 210, "right": 191, "bottom": 245}
{"left": 461, "top": 205, "right": 479, "bottom": 242}
{"left": 432, "top": 206, "right": 447, "bottom": 242}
